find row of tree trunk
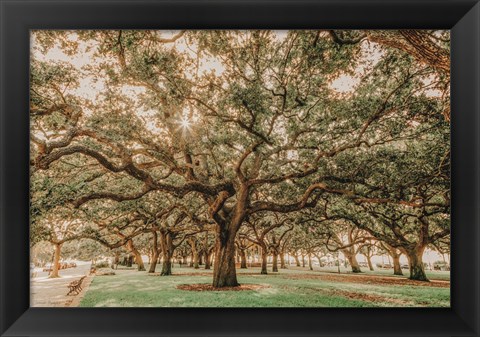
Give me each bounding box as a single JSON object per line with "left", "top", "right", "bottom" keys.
{"left": 47, "top": 237, "right": 431, "bottom": 284}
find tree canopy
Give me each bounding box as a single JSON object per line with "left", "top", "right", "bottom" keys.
{"left": 30, "top": 30, "right": 450, "bottom": 285}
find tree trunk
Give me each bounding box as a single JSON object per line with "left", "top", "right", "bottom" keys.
{"left": 365, "top": 254, "right": 374, "bottom": 271}
{"left": 189, "top": 252, "right": 194, "bottom": 267}
{"left": 161, "top": 258, "right": 172, "bottom": 276}
{"left": 308, "top": 253, "right": 313, "bottom": 271}
{"left": 384, "top": 243, "right": 404, "bottom": 276}
{"left": 261, "top": 247, "right": 268, "bottom": 274}
{"left": 280, "top": 252, "right": 286, "bottom": 269}
{"left": 392, "top": 254, "right": 403, "bottom": 275}
{"left": 345, "top": 251, "right": 362, "bottom": 273}
{"left": 302, "top": 255, "right": 306, "bottom": 268}
{"left": 406, "top": 246, "right": 429, "bottom": 281}
{"left": 49, "top": 243, "right": 62, "bottom": 278}
{"left": 159, "top": 231, "right": 175, "bottom": 276}
{"left": 294, "top": 254, "right": 301, "bottom": 267}
{"left": 211, "top": 189, "right": 250, "bottom": 288}
{"left": 189, "top": 238, "right": 200, "bottom": 269}
{"left": 148, "top": 231, "right": 159, "bottom": 273}
{"left": 160, "top": 244, "right": 173, "bottom": 276}
{"left": 204, "top": 251, "right": 211, "bottom": 270}
{"left": 313, "top": 254, "right": 323, "bottom": 268}
{"left": 127, "top": 240, "right": 145, "bottom": 271}
{"left": 239, "top": 249, "right": 248, "bottom": 269}
{"left": 148, "top": 249, "right": 159, "bottom": 273}
{"left": 212, "top": 226, "right": 239, "bottom": 287}
{"left": 134, "top": 253, "right": 145, "bottom": 271}
{"left": 193, "top": 253, "right": 199, "bottom": 269}
{"left": 272, "top": 251, "right": 278, "bottom": 272}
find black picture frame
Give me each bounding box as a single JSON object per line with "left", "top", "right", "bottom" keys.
{"left": 1, "top": 0, "right": 479, "bottom": 336}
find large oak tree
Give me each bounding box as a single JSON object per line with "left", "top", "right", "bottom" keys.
{"left": 30, "top": 30, "right": 450, "bottom": 286}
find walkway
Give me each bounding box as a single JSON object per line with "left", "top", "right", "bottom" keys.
{"left": 31, "top": 263, "right": 92, "bottom": 307}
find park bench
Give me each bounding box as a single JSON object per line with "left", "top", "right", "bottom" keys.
{"left": 67, "top": 276, "right": 86, "bottom": 296}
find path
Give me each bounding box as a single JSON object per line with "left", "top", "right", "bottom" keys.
{"left": 31, "top": 263, "right": 92, "bottom": 307}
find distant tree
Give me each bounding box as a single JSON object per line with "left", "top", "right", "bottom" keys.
{"left": 244, "top": 214, "right": 291, "bottom": 274}
{"left": 377, "top": 242, "right": 404, "bottom": 276}
{"left": 63, "top": 239, "right": 109, "bottom": 263}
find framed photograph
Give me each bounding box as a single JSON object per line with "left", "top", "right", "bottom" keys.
{"left": 1, "top": 0, "right": 479, "bottom": 336}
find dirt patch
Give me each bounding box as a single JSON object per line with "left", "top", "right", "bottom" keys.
{"left": 296, "top": 285, "right": 418, "bottom": 306}
{"left": 177, "top": 283, "right": 268, "bottom": 291}
{"left": 173, "top": 272, "right": 214, "bottom": 277}
{"left": 287, "top": 272, "right": 449, "bottom": 288}
{"left": 331, "top": 289, "right": 415, "bottom": 306}
{"left": 171, "top": 272, "right": 264, "bottom": 277}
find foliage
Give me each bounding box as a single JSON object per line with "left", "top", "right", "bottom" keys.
{"left": 30, "top": 30, "right": 450, "bottom": 284}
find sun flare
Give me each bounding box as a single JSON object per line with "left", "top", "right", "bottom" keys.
{"left": 179, "top": 116, "right": 191, "bottom": 130}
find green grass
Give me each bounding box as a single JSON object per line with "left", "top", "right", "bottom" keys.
{"left": 79, "top": 265, "right": 450, "bottom": 308}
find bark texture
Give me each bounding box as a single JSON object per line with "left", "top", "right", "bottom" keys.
{"left": 406, "top": 246, "right": 429, "bottom": 281}
{"left": 212, "top": 226, "right": 239, "bottom": 287}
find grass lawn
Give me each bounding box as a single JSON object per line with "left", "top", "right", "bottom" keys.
{"left": 79, "top": 265, "right": 450, "bottom": 308}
